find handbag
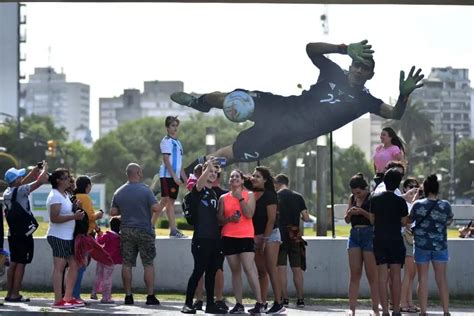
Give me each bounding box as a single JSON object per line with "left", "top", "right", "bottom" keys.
{"left": 5, "top": 188, "right": 39, "bottom": 237}
{"left": 402, "top": 228, "right": 414, "bottom": 245}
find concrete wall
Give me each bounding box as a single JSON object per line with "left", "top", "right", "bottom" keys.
{"left": 6, "top": 237, "right": 474, "bottom": 297}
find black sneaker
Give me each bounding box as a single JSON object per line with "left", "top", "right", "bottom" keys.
{"left": 282, "top": 298, "right": 289, "bottom": 307}
{"left": 124, "top": 294, "right": 134, "bottom": 305}
{"left": 205, "top": 303, "right": 228, "bottom": 314}
{"left": 170, "top": 92, "right": 212, "bottom": 113}
{"left": 216, "top": 300, "right": 230, "bottom": 311}
{"left": 181, "top": 304, "right": 197, "bottom": 314}
{"left": 248, "top": 302, "right": 266, "bottom": 314}
{"left": 193, "top": 300, "right": 203, "bottom": 310}
{"left": 266, "top": 302, "right": 286, "bottom": 314}
{"left": 296, "top": 298, "right": 305, "bottom": 308}
{"left": 229, "top": 303, "right": 245, "bottom": 314}
{"left": 146, "top": 294, "right": 160, "bottom": 305}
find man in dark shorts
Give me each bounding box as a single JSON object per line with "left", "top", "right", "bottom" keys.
{"left": 2, "top": 163, "right": 49, "bottom": 303}
{"left": 369, "top": 168, "right": 409, "bottom": 316}
{"left": 171, "top": 40, "right": 424, "bottom": 173}
{"left": 274, "top": 174, "right": 311, "bottom": 308}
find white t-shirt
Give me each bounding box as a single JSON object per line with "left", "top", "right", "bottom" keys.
{"left": 374, "top": 182, "right": 402, "bottom": 196}
{"left": 46, "top": 189, "right": 75, "bottom": 240}
{"left": 158, "top": 135, "right": 184, "bottom": 178}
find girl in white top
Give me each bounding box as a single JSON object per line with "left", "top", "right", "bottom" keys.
{"left": 46, "top": 168, "right": 85, "bottom": 309}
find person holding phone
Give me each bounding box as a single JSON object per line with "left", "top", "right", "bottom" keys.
{"left": 344, "top": 173, "right": 379, "bottom": 316}
{"left": 181, "top": 160, "right": 227, "bottom": 314}
{"left": 3, "top": 162, "right": 49, "bottom": 303}
{"left": 218, "top": 170, "right": 265, "bottom": 314}
{"left": 46, "top": 168, "right": 86, "bottom": 309}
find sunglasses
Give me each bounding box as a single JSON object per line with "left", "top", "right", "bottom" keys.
{"left": 407, "top": 185, "right": 419, "bottom": 189}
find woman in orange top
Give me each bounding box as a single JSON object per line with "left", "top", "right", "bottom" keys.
{"left": 218, "top": 170, "right": 265, "bottom": 314}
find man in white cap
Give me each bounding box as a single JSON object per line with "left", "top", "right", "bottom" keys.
{"left": 2, "top": 162, "right": 49, "bottom": 302}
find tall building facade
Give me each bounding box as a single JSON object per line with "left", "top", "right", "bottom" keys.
{"left": 410, "top": 67, "right": 471, "bottom": 139}
{"left": 99, "top": 80, "right": 220, "bottom": 138}
{"left": 0, "top": 3, "right": 25, "bottom": 121}
{"left": 21, "top": 67, "right": 92, "bottom": 143}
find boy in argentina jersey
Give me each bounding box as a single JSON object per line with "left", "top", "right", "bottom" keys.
{"left": 153, "top": 116, "right": 188, "bottom": 238}
{"left": 171, "top": 40, "right": 424, "bottom": 174}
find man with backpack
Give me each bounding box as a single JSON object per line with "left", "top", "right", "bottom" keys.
{"left": 181, "top": 160, "right": 227, "bottom": 314}
{"left": 2, "top": 162, "right": 49, "bottom": 302}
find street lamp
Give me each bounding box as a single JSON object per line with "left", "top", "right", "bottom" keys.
{"left": 205, "top": 127, "right": 216, "bottom": 155}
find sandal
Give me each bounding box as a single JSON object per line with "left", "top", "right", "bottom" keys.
{"left": 5, "top": 295, "right": 30, "bottom": 303}
{"left": 401, "top": 306, "right": 420, "bottom": 313}
{"left": 410, "top": 306, "right": 421, "bottom": 313}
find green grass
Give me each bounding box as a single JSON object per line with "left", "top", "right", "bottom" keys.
{"left": 0, "top": 290, "right": 472, "bottom": 307}
{"left": 3, "top": 222, "right": 460, "bottom": 238}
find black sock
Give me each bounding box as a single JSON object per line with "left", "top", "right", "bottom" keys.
{"left": 185, "top": 156, "right": 206, "bottom": 176}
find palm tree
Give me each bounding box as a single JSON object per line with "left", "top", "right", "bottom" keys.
{"left": 387, "top": 100, "right": 433, "bottom": 147}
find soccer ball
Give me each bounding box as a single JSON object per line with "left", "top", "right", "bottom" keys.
{"left": 223, "top": 90, "right": 255, "bottom": 123}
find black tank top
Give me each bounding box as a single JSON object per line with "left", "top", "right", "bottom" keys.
{"left": 350, "top": 194, "right": 372, "bottom": 227}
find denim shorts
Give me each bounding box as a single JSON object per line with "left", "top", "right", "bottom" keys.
{"left": 414, "top": 246, "right": 449, "bottom": 264}
{"left": 347, "top": 226, "right": 374, "bottom": 252}
{"left": 255, "top": 228, "right": 282, "bottom": 249}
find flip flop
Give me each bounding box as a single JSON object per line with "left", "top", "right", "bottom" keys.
{"left": 5, "top": 295, "right": 30, "bottom": 303}
{"left": 409, "top": 306, "right": 421, "bottom": 313}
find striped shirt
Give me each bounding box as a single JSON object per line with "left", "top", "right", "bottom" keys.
{"left": 159, "top": 135, "right": 184, "bottom": 178}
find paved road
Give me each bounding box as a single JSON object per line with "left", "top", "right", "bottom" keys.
{"left": 0, "top": 299, "right": 473, "bottom": 315}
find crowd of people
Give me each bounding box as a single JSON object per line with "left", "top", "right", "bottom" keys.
{"left": 0, "top": 115, "right": 466, "bottom": 316}
{"left": 343, "top": 128, "right": 455, "bottom": 316}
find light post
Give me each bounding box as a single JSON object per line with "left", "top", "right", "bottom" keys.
{"left": 205, "top": 127, "right": 216, "bottom": 155}
{"left": 316, "top": 136, "right": 328, "bottom": 236}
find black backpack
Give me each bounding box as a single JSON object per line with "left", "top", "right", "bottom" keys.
{"left": 5, "top": 187, "right": 39, "bottom": 237}
{"left": 182, "top": 190, "right": 200, "bottom": 225}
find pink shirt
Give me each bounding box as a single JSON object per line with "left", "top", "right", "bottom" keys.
{"left": 373, "top": 144, "right": 401, "bottom": 173}
{"left": 96, "top": 231, "right": 122, "bottom": 265}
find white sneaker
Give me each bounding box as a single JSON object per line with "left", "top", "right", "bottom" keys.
{"left": 170, "top": 230, "right": 188, "bottom": 238}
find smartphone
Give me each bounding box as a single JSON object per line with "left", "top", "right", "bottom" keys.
{"left": 215, "top": 157, "right": 227, "bottom": 167}
{"left": 234, "top": 210, "right": 241, "bottom": 218}
{"left": 37, "top": 161, "right": 44, "bottom": 169}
